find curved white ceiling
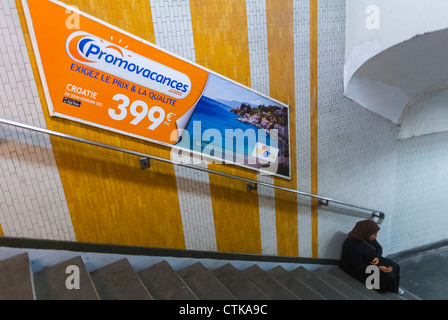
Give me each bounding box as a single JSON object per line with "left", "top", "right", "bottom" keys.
{"left": 344, "top": 28, "right": 448, "bottom": 138}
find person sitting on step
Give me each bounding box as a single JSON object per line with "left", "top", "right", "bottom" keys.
{"left": 340, "top": 219, "right": 404, "bottom": 295}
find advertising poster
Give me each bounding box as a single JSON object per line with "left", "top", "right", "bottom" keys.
{"left": 22, "top": 0, "right": 291, "bottom": 179}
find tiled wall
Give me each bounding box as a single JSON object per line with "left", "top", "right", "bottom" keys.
{"left": 245, "top": 0, "right": 277, "bottom": 256}
{"left": 392, "top": 133, "right": 448, "bottom": 253}
{"left": 266, "top": 0, "right": 299, "bottom": 257}
{"left": 0, "top": 0, "right": 75, "bottom": 241}
{"left": 315, "top": 0, "right": 448, "bottom": 257}
{"left": 316, "top": 0, "right": 396, "bottom": 258}
{"left": 149, "top": 0, "right": 217, "bottom": 252}
{"left": 190, "top": 0, "right": 263, "bottom": 255}
{"left": 294, "top": 0, "right": 313, "bottom": 258}
{"left": 1, "top": 0, "right": 447, "bottom": 258}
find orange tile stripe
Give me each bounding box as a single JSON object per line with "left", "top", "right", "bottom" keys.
{"left": 16, "top": 0, "right": 186, "bottom": 249}
{"left": 266, "top": 0, "right": 298, "bottom": 257}
{"left": 310, "top": 0, "right": 319, "bottom": 258}
{"left": 0, "top": 224, "right": 3, "bottom": 236}
{"left": 190, "top": 0, "right": 262, "bottom": 254}
{"left": 14, "top": 0, "right": 316, "bottom": 258}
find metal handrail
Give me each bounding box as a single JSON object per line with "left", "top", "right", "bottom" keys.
{"left": 0, "top": 117, "right": 385, "bottom": 224}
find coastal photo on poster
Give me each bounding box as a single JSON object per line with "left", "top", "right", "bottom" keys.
{"left": 22, "top": 0, "right": 291, "bottom": 179}
{"left": 175, "top": 73, "right": 291, "bottom": 178}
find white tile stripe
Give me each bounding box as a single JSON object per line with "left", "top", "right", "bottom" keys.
{"left": 246, "top": 0, "right": 277, "bottom": 256}
{"left": 0, "top": 0, "right": 315, "bottom": 255}
{"left": 0, "top": 0, "right": 75, "bottom": 241}
{"left": 294, "top": 0, "right": 313, "bottom": 258}
{"left": 149, "top": 0, "right": 217, "bottom": 251}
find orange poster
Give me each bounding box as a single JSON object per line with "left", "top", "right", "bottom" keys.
{"left": 23, "top": 0, "right": 208, "bottom": 144}
{"left": 23, "top": 0, "right": 291, "bottom": 179}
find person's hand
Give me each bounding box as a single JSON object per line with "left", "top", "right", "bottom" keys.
{"left": 379, "top": 265, "right": 393, "bottom": 273}
{"left": 370, "top": 257, "right": 379, "bottom": 265}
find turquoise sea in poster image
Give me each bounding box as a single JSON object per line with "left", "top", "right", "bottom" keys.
{"left": 175, "top": 73, "right": 290, "bottom": 178}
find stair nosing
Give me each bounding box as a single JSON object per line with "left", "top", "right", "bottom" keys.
{"left": 242, "top": 265, "right": 300, "bottom": 300}
{"left": 212, "top": 263, "right": 270, "bottom": 300}
{"left": 0, "top": 252, "right": 35, "bottom": 300}
{"left": 312, "top": 267, "right": 370, "bottom": 300}
{"left": 34, "top": 256, "right": 100, "bottom": 300}
{"left": 89, "top": 258, "right": 152, "bottom": 300}
{"left": 137, "top": 260, "right": 198, "bottom": 300}
{"left": 290, "top": 266, "right": 348, "bottom": 300}
{"left": 268, "top": 266, "right": 325, "bottom": 300}
{"left": 177, "top": 262, "right": 236, "bottom": 300}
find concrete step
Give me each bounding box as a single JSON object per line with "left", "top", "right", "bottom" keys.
{"left": 328, "top": 267, "right": 416, "bottom": 300}
{"left": 0, "top": 247, "right": 424, "bottom": 301}
{"left": 0, "top": 253, "right": 35, "bottom": 300}
{"left": 137, "top": 260, "right": 197, "bottom": 300}
{"left": 241, "top": 265, "right": 298, "bottom": 300}
{"left": 312, "top": 267, "right": 369, "bottom": 300}
{"left": 34, "top": 256, "right": 99, "bottom": 300}
{"left": 177, "top": 262, "right": 236, "bottom": 300}
{"left": 290, "top": 266, "right": 348, "bottom": 300}
{"left": 400, "top": 288, "right": 422, "bottom": 300}
{"left": 212, "top": 263, "right": 269, "bottom": 300}
{"left": 90, "top": 258, "right": 152, "bottom": 300}
{"left": 328, "top": 267, "right": 389, "bottom": 300}
{"left": 268, "top": 266, "right": 324, "bottom": 300}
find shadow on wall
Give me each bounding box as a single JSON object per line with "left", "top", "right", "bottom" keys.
{"left": 325, "top": 231, "right": 347, "bottom": 260}
{"left": 312, "top": 202, "right": 381, "bottom": 259}
{"left": 318, "top": 202, "right": 379, "bottom": 222}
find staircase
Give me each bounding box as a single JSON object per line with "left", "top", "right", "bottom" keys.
{"left": 0, "top": 251, "right": 422, "bottom": 300}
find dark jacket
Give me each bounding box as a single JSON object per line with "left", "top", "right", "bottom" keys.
{"left": 340, "top": 236, "right": 400, "bottom": 293}
{"left": 340, "top": 237, "right": 382, "bottom": 283}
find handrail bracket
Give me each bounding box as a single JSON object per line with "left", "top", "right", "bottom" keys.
{"left": 140, "top": 157, "right": 151, "bottom": 170}
{"left": 247, "top": 182, "right": 258, "bottom": 192}
{"left": 0, "top": 117, "right": 386, "bottom": 224}
{"left": 372, "top": 212, "right": 385, "bottom": 224}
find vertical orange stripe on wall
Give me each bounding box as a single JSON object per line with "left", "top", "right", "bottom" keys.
{"left": 266, "top": 0, "right": 298, "bottom": 257}
{"left": 310, "top": 0, "right": 319, "bottom": 258}
{"left": 16, "top": 0, "right": 186, "bottom": 249}
{"left": 190, "top": 0, "right": 262, "bottom": 254}
{"left": 0, "top": 224, "right": 3, "bottom": 236}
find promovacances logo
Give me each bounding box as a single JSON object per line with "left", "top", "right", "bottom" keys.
{"left": 66, "top": 31, "right": 191, "bottom": 99}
